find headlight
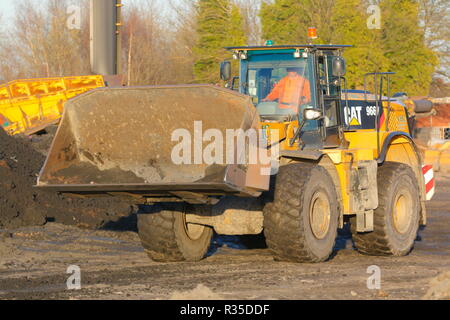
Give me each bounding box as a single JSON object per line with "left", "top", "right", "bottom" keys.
{"left": 304, "top": 109, "right": 323, "bottom": 121}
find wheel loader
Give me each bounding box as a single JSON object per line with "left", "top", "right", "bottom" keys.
{"left": 37, "top": 44, "right": 434, "bottom": 263}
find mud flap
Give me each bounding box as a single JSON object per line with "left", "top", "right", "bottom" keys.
{"left": 356, "top": 210, "right": 374, "bottom": 233}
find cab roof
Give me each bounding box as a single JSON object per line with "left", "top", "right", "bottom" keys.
{"left": 225, "top": 45, "right": 352, "bottom": 51}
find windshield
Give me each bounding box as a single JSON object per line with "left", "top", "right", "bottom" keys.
{"left": 245, "top": 55, "right": 318, "bottom": 129}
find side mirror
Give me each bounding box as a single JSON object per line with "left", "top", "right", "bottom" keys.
{"left": 303, "top": 108, "right": 323, "bottom": 121}
{"left": 220, "top": 61, "right": 231, "bottom": 81}
{"left": 332, "top": 56, "right": 346, "bottom": 77}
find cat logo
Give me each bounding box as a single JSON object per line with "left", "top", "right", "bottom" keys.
{"left": 344, "top": 106, "right": 363, "bottom": 126}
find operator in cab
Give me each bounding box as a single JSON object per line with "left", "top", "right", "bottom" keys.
{"left": 262, "top": 67, "right": 311, "bottom": 113}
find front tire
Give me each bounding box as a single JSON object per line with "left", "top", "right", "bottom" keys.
{"left": 264, "top": 163, "right": 339, "bottom": 263}
{"left": 352, "top": 162, "right": 420, "bottom": 256}
{"left": 138, "top": 204, "right": 213, "bottom": 262}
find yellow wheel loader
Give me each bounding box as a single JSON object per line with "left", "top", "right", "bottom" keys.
{"left": 37, "top": 45, "right": 433, "bottom": 263}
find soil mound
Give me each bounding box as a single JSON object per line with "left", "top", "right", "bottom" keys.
{"left": 0, "top": 128, "right": 133, "bottom": 229}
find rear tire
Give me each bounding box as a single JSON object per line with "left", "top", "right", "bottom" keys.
{"left": 264, "top": 163, "right": 339, "bottom": 263}
{"left": 352, "top": 162, "right": 420, "bottom": 256}
{"left": 138, "top": 204, "right": 213, "bottom": 262}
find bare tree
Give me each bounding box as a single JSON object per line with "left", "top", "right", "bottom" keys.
{"left": 166, "top": 0, "right": 198, "bottom": 84}
{"left": 0, "top": 13, "right": 8, "bottom": 83}
{"left": 0, "top": 0, "right": 91, "bottom": 81}
{"left": 418, "top": 0, "right": 450, "bottom": 80}
{"left": 121, "top": 0, "right": 175, "bottom": 86}
{"left": 0, "top": 0, "right": 197, "bottom": 85}
{"left": 44, "top": 0, "right": 91, "bottom": 76}
{"left": 236, "top": 0, "right": 262, "bottom": 45}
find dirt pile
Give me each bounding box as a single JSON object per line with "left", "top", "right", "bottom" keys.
{"left": 169, "top": 284, "right": 223, "bottom": 300}
{"left": 423, "top": 271, "right": 450, "bottom": 300}
{"left": 0, "top": 128, "right": 134, "bottom": 230}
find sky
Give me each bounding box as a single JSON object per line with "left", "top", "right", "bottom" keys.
{"left": 0, "top": 0, "right": 15, "bottom": 20}
{"left": 0, "top": 0, "right": 179, "bottom": 22}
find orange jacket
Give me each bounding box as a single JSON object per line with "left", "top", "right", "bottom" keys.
{"left": 266, "top": 74, "right": 311, "bottom": 109}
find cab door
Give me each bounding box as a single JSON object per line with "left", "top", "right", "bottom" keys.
{"left": 316, "top": 53, "right": 343, "bottom": 148}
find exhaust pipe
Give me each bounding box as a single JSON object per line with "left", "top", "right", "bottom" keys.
{"left": 90, "top": 0, "right": 122, "bottom": 76}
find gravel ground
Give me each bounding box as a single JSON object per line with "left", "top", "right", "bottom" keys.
{"left": 0, "top": 175, "right": 449, "bottom": 300}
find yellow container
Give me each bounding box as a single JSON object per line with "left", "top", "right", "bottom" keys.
{"left": 423, "top": 149, "right": 441, "bottom": 171}
{"left": 439, "top": 151, "right": 450, "bottom": 174}
{"left": 0, "top": 75, "right": 105, "bottom": 135}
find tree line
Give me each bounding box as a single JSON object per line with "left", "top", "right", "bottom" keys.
{"left": 0, "top": 0, "right": 448, "bottom": 96}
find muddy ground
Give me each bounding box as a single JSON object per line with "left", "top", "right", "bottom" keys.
{"left": 0, "top": 174, "right": 449, "bottom": 300}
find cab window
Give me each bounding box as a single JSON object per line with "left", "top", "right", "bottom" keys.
{"left": 246, "top": 56, "right": 318, "bottom": 131}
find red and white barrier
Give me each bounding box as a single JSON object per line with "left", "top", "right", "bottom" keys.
{"left": 422, "top": 165, "right": 435, "bottom": 201}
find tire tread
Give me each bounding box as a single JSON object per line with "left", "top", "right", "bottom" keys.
{"left": 352, "top": 162, "right": 420, "bottom": 256}
{"left": 264, "top": 163, "right": 337, "bottom": 263}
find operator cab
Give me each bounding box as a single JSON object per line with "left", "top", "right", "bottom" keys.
{"left": 222, "top": 44, "right": 351, "bottom": 149}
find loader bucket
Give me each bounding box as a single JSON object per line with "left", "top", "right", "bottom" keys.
{"left": 37, "top": 85, "right": 270, "bottom": 201}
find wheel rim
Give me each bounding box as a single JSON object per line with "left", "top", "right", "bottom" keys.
{"left": 183, "top": 214, "right": 205, "bottom": 241}
{"left": 392, "top": 191, "right": 413, "bottom": 234}
{"left": 309, "top": 191, "right": 331, "bottom": 240}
